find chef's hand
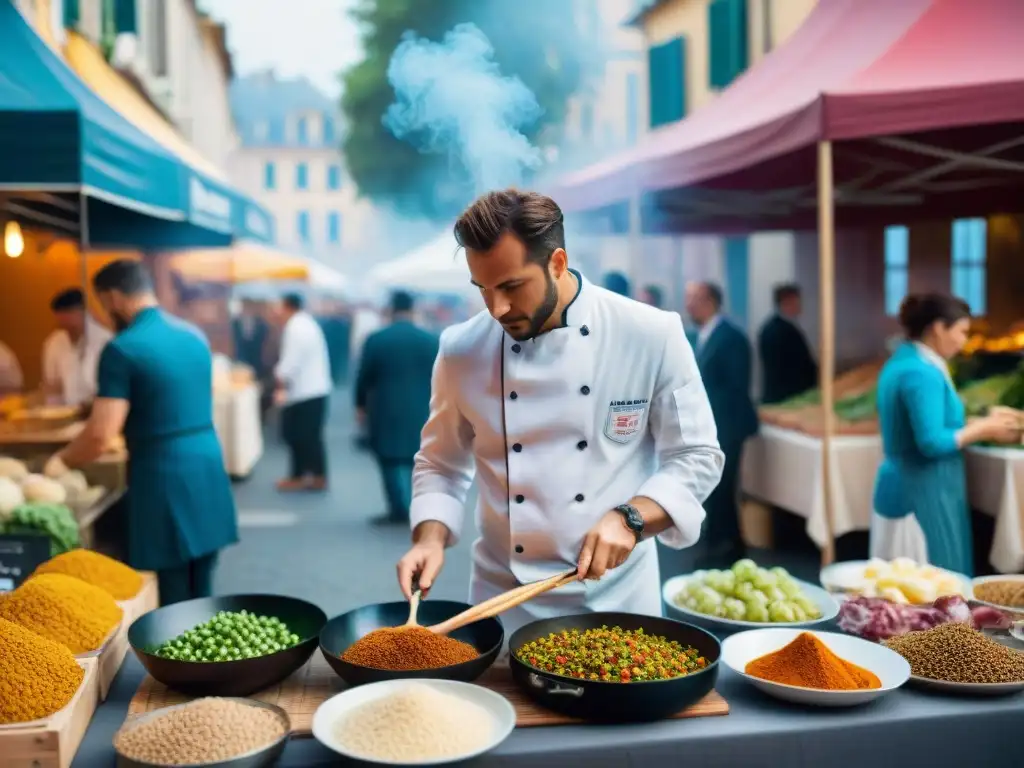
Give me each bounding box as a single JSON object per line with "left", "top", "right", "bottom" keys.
{"left": 44, "top": 453, "right": 69, "bottom": 478}
{"left": 577, "top": 510, "right": 637, "bottom": 581}
{"left": 273, "top": 388, "right": 287, "bottom": 407}
{"left": 397, "top": 541, "right": 445, "bottom": 601}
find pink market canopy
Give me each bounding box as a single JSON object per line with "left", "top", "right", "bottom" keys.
{"left": 550, "top": 0, "right": 1024, "bottom": 234}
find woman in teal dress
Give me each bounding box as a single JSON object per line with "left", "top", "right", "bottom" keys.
{"left": 48, "top": 260, "right": 238, "bottom": 605}
{"left": 871, "top": 293, "right": 1021, "bottom": 575}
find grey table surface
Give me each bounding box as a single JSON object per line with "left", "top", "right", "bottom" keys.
{"left": 77, "top": 653, "right": 1022, "bottom": 768}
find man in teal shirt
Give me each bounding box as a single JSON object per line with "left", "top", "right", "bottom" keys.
{"left": 47, "top": 260, "right": 238, "bottom": 605}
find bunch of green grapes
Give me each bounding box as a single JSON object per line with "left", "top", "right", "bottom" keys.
{"left": 674, "top": 559, "right": 822, "bottom": 623}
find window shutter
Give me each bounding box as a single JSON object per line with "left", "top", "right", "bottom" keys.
{"left": 114, "top": 0, "right": 136, "bottom": 34}
{"left": 63, "top": 0, "right": 80, "bottom": 28}
{"left": 648, "top": 37, "right": 686, "bottom": 129}
{"left": 708, "top": 0, "right": 748, "bottom": 90}
{"left": 724, "top": 236, "right": 750, "bottom": 329}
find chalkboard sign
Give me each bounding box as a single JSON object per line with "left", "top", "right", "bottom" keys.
{"left": 0, "top": 534, "right": 50, "bottom": 592}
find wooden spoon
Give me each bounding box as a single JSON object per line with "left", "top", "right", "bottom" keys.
{"left": 426, "top": 569, "right": 578, "bottom": 636}
{"left": 405, "top": 588, "right": 423, "bottom": 627}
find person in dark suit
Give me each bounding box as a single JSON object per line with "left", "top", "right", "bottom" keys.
{"left": 232, "top": 299, "right": 270, "bottom": 377}
{"left": 685, "top": 281, "right": 759, "bottom": 567}
{"left": 758, "top": 283, "right": 818, "bottom": 404}
{"left": 355, "top": 291, "right": 439, "bottom": 526}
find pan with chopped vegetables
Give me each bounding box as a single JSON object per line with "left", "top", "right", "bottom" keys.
{"left": 509, "top": 612, "right": 720, "bottom": 722}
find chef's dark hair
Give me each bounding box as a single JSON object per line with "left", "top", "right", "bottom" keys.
{"left": 50, "top": 288, "right": 85, "bottom": 312}
{"left": 898, "top": 293, "right": 971, "bottom": 340}
{"left": 390, "top": 290, "right": 414, "bottom": 314}
{"left": 92, "top": 259, "right": 152, "bottom": 295}
{"left": 282, "top": 293, "right": 304, "bottom": 311}
{"left": 453, "top": 189, "right": 565, "bottom": 267}
{"left": 773, "top": 283, "right": 800, "bottom": 307}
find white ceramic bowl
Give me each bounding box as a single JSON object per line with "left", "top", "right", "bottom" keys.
{"left": 819, "top": 560, "right": 973, "bottom": 600}
{"left": 971, "top": 574, "right": 1024, "bottom": 614}
{"left": 662, "top": 575, "right": 839, "bottom": 632}
{"left": 721, "top": 628, "right": 911, "bottom": 707}
{"left": 312, "top": 678, "right": 516, "bottom": 766}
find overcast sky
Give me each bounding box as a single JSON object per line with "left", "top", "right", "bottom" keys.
{"left": 202, "top": 0, "right": 362, "bottom": 97}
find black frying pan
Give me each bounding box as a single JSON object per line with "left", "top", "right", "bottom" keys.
{"left": 508, "top": 612, "right": 720, "bottom": 722}
{"left": 128, "top": 594, "right": 327, "bottom": 697}
{"left": 319, "top": 600, "right": 503, "bottom": 686}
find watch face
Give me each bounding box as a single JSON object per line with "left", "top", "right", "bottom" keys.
{"left": 619, "top": 505, "right": 643, "bottom": 532}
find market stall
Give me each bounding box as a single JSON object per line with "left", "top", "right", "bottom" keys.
{"left": 211, "top": 358, "right": 263, "bottom": 479}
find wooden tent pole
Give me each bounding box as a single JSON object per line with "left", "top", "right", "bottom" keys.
{"left": 817, "top": 141, "right": 837, "bottom": 567}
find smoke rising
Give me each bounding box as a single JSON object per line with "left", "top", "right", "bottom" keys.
{"left": 383, "top": 23, "right": 543, "bottom": 196}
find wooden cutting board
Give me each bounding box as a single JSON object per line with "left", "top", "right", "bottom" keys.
{"left": 127, "top": 652, "right": 728, "bottom": 733}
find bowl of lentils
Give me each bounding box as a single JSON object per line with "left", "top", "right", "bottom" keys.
{"left": 128, "top": 594, "right": 327, "bottom": 697}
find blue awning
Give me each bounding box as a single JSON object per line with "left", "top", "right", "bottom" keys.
{"left": 0, "top": 2, "right": 274, "bottom": 248}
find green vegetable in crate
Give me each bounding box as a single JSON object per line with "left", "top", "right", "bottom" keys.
{"left": 153, "top": 610, "right": 301, "bottom": 662}
{"left": 673, "top": 559, "right": 823, "bottom": 624}
{"left": 997, "top": 365, "right": 1024, "bottom": 410}
{"left": 779, "top": 389, "right": 821, "bottom": 408}
{"left": 958, "top": 373, "right": 1017, "bottom": 416}
{"left": 1, "top": 502, "right": 80, "bottom": 555}
{"left": 834, "top": 387, "right": 878, "bottom": 422}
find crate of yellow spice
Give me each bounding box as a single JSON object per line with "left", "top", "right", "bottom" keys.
{"left": 0, "top": 618, "right": 100, "bottom": 768}
{"left": 0, "top": 571, "right": 125, "bottom": 700}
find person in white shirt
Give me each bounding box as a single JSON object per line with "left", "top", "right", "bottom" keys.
{"left": 42, "top": 288, "right": 113, "bottom": 406}
{"left": 396, "top": 189, "right": 724, "bottom": 638}
{"left": 274, "top": 293, "right": 332, "bottom": 492}
{"left": 0, "top": 340, "right": 23, "bottom": 393}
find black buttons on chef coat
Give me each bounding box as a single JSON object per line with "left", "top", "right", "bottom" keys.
{"left": 580, "top": 385, "right": 590, "bottom": 395}
{"left": 515, "top": 545, "right": 524, "bottom": 554}
{"left": 512, "top": 443, "right": 523, "bottom": 452}
{"left": 515, "top": 494, "right": 525, "bottom": 503}
{"left": 580, "top": 325, "right": 590, "bottom": 336}
{"left": 575, "top": 493, "right": 585, "bottom": 502}
{"left": 509, "top": 391, "right": 518, "bottom": 400}
{"left": 511, "top": 343, "right": 522, "bottom": 353}
{"left": 577, "top": 440, "right": 588, "bottom": 450}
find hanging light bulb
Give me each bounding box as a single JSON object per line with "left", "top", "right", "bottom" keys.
{"left": 4, "top": 220, "right": 24, "bottom": 258}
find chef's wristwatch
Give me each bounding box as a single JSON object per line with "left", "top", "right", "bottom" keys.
{"left": 614, "top": 503, "right": 645, "bottom": 542}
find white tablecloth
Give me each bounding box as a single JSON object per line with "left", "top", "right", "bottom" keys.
{"left": 212, "top": 383, "right": 263, "bottom": 478}
{"left": 741, "top": 425, "right": 883, "bottom": 547}
{"left": 965, "top": 446, "right": 1024, "bottom": 574}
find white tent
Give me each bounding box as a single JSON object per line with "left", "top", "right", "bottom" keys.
{"left": 368, "top": 232, "right": 473, "bottom": 293}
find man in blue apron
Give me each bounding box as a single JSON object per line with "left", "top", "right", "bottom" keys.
{"left": 46, "top": 260, "right": 238, "bottom": 605}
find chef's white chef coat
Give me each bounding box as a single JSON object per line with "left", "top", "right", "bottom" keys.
{"left": 276, "top": 310, "right": 331, "bottom": 405}
{"left": 411, "top": 271, "right": 724, "bottom": 638}
{"left": 41, "top": 317, "right": 113, "bottom": 406}
{"left": 0, "top": 341, "right": 23, "bottom": 392}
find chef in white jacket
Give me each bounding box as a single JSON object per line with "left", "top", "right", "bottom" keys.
{"left": 397, "top": 190, "right": 724, "bottom": 637}
{"left": 42, "top": 288, "right": 113, "bottom": 406}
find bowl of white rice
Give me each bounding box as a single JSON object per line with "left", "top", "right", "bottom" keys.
{"left": 312, "top": 679, "right": 515, "bottom": 765}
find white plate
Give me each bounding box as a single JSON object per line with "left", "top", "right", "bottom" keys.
{"left": 662, "top": 575, "right": 839, "bottom": 631}
{"left": 819, "top": 560, "right": 973, "bottom": 600}
{"left": 312, "top": 679, "right": 516, "bottom": 766}
{"left": 721, "top": 628, "right": 910, "bottom": 707}
{"left": 908, "top": 675, "right": 1024, "bottom": 696}
{"left": 971, "top": 574, "right": 1024, "bottom": 614}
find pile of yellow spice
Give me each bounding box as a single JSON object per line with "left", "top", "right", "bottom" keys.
{"left": 0, "top": 617, "right": 85, "bottom": 724}
{"left": 0, "top": 573, "right": 123, "bottom": 654}
{"left": 32, "top": 548, "right": 143, "bottom": 600}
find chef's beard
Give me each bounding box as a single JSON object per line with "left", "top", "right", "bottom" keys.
{"left": 503, "top": 271, "right": 559, "bottom": 341}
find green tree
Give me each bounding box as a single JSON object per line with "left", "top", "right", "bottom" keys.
{"left": 341, "top": 0, "right": 590, "bottom": 220}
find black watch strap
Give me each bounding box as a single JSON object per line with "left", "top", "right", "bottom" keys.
{"left": 614, "top": 503, "right": 644, "bottom": 541}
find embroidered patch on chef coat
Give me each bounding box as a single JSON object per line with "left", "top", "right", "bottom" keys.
{"left": 604, "top": 400, "right": 648, "bottom": 443}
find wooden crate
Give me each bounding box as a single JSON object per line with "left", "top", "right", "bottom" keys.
{"left": 0, "top": 657, "right": 99, "bottom": 768}
{"left": 90, "top": 619, "right": 130, "bottom": 701}
{"left": 120, "top": 571, "right": 159, "bottom": 626}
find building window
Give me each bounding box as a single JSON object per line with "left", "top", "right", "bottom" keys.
{"left": 263, "top": 161, "right": 275, "bottom": 190}
{"left": 648, "top": 37, "right": 686, "bottom": 129}
{"left": 323, "top": 116, "right": 335, "bottom": 145}
{"left": 708, "top": 0, "right": 748, "bottom": 89}
{"left": 951, "top": 218, "right": 987, "bottom": 315}
{"left": 327, "top": 164, "right": 342, "bottom": 191}
{"left": 297, "top": 211, "right": 310, "bottom": 242}
{"left": 327, "top": 212, "right": 341, "bottom": 244}
{"left": 296, "top": 116, "right": 308, "bottom": 145}
{"left": 146, "top": 0, "right": 168, "bottom": 77}
{"left": 268, "top": 118, "right": 284, "bottom": 145}
{"left": 295, "top": 162, "right": 308, "bottom": 190}
{"left": 884, "top": 225, "right": 909, "bottom": 317}
{"left": 625, "top": 72, "right": 639, "bottom": 146}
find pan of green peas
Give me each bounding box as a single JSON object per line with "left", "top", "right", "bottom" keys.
{"left": 128, "top": 594, "right": 327, "bottom": 696}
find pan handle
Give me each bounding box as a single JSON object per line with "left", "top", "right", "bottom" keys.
{"left": 528, "top": 673, "right": 584, "bottom": 697}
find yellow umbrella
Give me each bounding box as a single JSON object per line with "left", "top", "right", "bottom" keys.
{"left": 170, "top": 244, "right": 311, "bottom": 284}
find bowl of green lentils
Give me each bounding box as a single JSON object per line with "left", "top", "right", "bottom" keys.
{"left": 128, "top": 594, "right": 328, "bottom": 696}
